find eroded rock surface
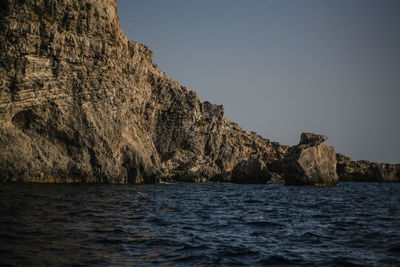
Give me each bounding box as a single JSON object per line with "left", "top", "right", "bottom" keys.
{"left": 336, "top": 154, "right": 400, "bottom": 182}
{"left": 1, "top": 1, "right": 397, "bottom": 184}
{"left": 230, "top": 158, "right": 274, "bottom": 184}
{"left": 300, "top": 132, "right": 328, "bottom": 146}
{"left": 282, "top": 133, "right": 339, "bottom": 186}
{"left": 0, "top": 0, "right": 288, "bottom": 183}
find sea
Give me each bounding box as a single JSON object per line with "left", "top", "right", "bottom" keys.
{"left": 0, "top": 182, "right": 399, "bottom": 266}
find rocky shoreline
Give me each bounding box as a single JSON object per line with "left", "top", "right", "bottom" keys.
{"left": 0, "top": 0, "right": 398, "bottom": 184}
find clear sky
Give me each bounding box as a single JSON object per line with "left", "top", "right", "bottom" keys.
{"left": 117, "top": 0, "right": 400, "bottom": 164}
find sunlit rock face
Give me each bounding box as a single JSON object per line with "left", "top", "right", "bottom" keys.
{"left": 0, "top": 0, "right": 288, "bottom": 183}
{"left": 282, "top": 133, "right": 339, "bottom": 186}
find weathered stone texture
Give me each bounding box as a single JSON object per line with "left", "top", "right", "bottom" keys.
{"left": 282, "top": 133, "right": 339, "bottom": 186}
{"left": 300, "top": 132, "right": 328, "bottom": 146}
{"left": 336, "top": 154, "right": 400, "bottom": 182}
{"left": 0, "top": 0, "right": 288, "bottom": 183}
{"left": 230, "top": 158, "right": 273, "bottom": 184}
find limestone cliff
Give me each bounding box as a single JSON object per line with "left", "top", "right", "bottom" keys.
{"left": 0, "top": 0, "right": 288, "bottom": 183}
{"left": 336, "top": 154, "right": 400, "bottom": 182}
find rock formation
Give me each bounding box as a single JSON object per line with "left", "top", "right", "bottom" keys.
{"left": 0, "top": 0, "right": 288, "bottom": 183}
{"left": 230, "top": 158, "right": 275, "bottom": 184}
{"left": 300, "top": 132, "right": 327, "bottom": 146}
{"left": 282, "top": 133, "right": 339, "bottom": 186}
{"left": 0, "top": 1, "right": 398, "bottom": 184}
{"left": 336, "top": 154, "right": 400, "bottom": 182}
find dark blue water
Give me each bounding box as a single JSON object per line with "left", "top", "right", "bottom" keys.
{"left": 0, "top": 182, "right": 399, "bottom": 266}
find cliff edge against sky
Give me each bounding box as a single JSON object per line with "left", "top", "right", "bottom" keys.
{"left": 0, "top": 0, "right": 288, "bottom": 183}
{"left": 0, "top": 0, "right": 398, "bottom": 183}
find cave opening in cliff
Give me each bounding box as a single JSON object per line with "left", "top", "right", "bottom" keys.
{"left": 127, "top": 167, "right": 138, "bottom": 184}
{"left": 11, "top": 109, "right": 36, "bottom": 130}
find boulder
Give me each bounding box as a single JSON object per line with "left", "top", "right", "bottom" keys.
{"left": 282, "top": 133, "right": 339, "bottom": 186}
{"left": 300, "top": 132, "right": 328, "bottom": 146}
{"left": 231, "top": 158, "right": 272, "bottom": 184}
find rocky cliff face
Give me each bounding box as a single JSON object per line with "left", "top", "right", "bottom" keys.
{"left": 336, "top": 154, "right": 400, "bottom": 182}
{"left": 0, "top": 0, "right": 288, "bottom": 183}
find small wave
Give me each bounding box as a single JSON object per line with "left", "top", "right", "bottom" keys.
{"left": 167, "top": 254, "right": 216, "bottom": 265}
{"left": 175, "top": 243, "right": 209, "bottom": 252}
{"left": 182, "top": 225, "right": 197, "bottom": 231}
{"left": 147, "top": 217, "right": 171, "bottom": 226}
{"left": 299, "top": 231, "right": 322, "bottom": 239}
{"left": 244, "top": 199, "right": 264, "bottom": 204}
{"left": 50, "top": 217, "right": 71, "bottom": 223}
{"left": 214, "top": 245, "right": 260, "bottom": 259}
{"left": 197, "top": 213, "right": 211, "bottom": 220}
{"left": 246, "top": 221, "right": 283, "bottom": 227}
{"left": 90, "top": 228, "right": 126, "bottom": 235}
{"left": 0, "top": 232, "right": 20, "bottom": 241}
{"left": 161, "top": 206, "right": 179, "bottom": 212}
{"left": 257, "top": 255, "right": 297, "bottom": 265}
{"left": 143, "top": 238, "right": 183, "bottom": 248}
{"left": 311, "top": 214, "right": 332, "bottom": 219}
{"left": 250, "top": 231, "right": 263, "bottom": 236}
{"left": 328, "top": 257, "right": 365, "bottom": 267}
{"left": 93, "top": 238, "right": 125, "bottom": 245}
{"left": 387, "top": 244, "right": 400, "bottom": 254}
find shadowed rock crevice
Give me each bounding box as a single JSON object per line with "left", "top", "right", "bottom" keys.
{"left": 11, "top": 109, "right": 36, "bottom": 130}
{"left": 0, "top": 0, "right": 9, "bottom": 15}
{"left": 231, "top": 158, "right": 276, "bottom": 184}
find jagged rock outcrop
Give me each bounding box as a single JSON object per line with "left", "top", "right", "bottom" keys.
{"left": 0, "top": 0, "right": 288, "bottom": 183}
{"left": 300, "top": 132, "right": 327, "bottom": 146}
{"left": 336, "top": 154, "right": 400, "bottom": 182}
{"left": 282, "top": 133, "right": 339, "bottom": 186}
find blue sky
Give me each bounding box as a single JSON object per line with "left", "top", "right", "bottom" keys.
{"left": 117, "top": 0, "right": 400, "bottom": 163}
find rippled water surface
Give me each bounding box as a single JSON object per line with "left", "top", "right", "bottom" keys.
{"left": 1, "top": 182, "right": 400, "bottom": 266}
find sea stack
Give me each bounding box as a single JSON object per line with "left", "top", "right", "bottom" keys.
{"left": 282, "top": 133, "right": 339, "bottom": 186}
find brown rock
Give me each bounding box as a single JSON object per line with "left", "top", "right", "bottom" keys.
{"left": 300, "top": 132, "right": 328, "bottom": 146}
{"left": 336, "top": 153, "right": 400, "bottom": 182}
{"left": 282, "top": 134, "right": 339, "bottom": 186}
{"left": 231, "top": 158, "right": 273, "bottom": 184}
{"left": 0, "top": 0, "right": 288, "bottom": 183}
